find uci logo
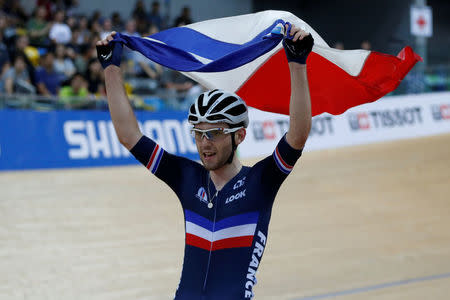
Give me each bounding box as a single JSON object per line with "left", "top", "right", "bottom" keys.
{"left": 233, "top": 177, "right": 246, "bottom": 190}
{"left": 195, "top": 187, "right": 208, "bottom": 204}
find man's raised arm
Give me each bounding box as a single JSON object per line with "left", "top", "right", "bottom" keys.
{"left": 283, "top": 24, "right": 314, "bottom": 150}
{"left": 97, "top": 32, "right": 143, "bottom": 150}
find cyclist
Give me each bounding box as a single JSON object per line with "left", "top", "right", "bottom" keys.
{"left": 97, "top": 23, "right": 313, "bottom": 299}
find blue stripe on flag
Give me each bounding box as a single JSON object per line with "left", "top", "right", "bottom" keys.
{"left": 113, "top": 19, "right": 286, "bottom": 72}
{"left": 150, "top": 20, "right": 282, "bottom": 60}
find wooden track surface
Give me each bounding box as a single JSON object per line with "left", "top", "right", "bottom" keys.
{"left": 1, "top": 134, "right": 449, "bottom": 300}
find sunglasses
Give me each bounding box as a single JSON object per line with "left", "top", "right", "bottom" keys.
{"left": 190, "top": 127, "right": 242, "bottom": 141}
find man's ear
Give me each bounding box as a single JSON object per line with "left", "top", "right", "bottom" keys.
{"left": 235, "top": 128, "right": 246, "bottom": 146}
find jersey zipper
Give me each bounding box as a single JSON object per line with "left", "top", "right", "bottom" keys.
{"left": 203, "top": 190, "right": 218, "bottom": 293}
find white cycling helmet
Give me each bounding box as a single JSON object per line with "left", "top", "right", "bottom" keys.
{"left": 188, "top": 89, "right": 249, "bottom": 128}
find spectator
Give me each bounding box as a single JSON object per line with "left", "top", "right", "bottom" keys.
{"left": 100, "top": 18, "right": 113, "bottom": 40}
{"left": 111, "top": 12, "right": 124, "bottom": 32}
{"left": 148, "top": 1, "right": 162, "bottom": 30}
{"left": 131, "top": 51, "right": 162, "bottom": 79}
{"left": 132, "top": 0, "right": 148, "bottom": 34}
{"left": 58, "top": 72, "right": 88, "bottom": 99}
{"left": 53, "top": 43, "right": 76, "bottom": 80}
{"left": 85, "top": 58, "right": 104, "bottom": 95}
{"left": 0, "top": 30, "right": 10, "bottom": 78}
{"left": 361, "top": 40, "right": 372, "bottom": 50}
{"left": 49, "top": 10, "right": 72, "bottom": 44}
{"left": 122, "top": 19, "right": 140, "bottom": 61}
{"left": 2, "top": 12, "right": 18, "bottom": 43}
{"left": 161, "top": 68, "right": 201, "bottom": 110}
{"left": 65, "top": 0, "right": 82, "bottom": 17}
{"left": 66, "top": 15, "right": 78, "bottom": 31}
{"left": 1, "top": 54, "right": 35, "bottom": 94}
{"left": 77, "top": 16, "right": 91, "bottom": 45}
{"left": 89, "top": 19, "right": 102, "bottom": 36}
{"left": 36, "top": 0, "right": 54, "bottom": 21}
{"left": 90, "top": 10, "right": 103, "bottom": 25}
{"left": 26, "top": 6, "right": 51, "bottom": 47}
{"left": 174, "top": 6, "right": 192, "bottom": 27}
{"left": 35, "top": 51, "right": 62, "bottom": 96}
{"left": 123, "top": 18, "right": 139, "bottom": 37}
{"left": 129, "top": 26, "right": 162, "bottom": 79}
{"left": 9, "top": 35, "right": 37, "bottom": 84}
{"left": 3, "top": 0, "right": 28, "bottom": 25}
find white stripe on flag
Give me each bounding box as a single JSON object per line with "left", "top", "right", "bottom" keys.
{"left": 313, "top": 45, "right": 370, "bottom": 77}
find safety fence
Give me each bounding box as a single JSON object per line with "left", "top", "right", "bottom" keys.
{"left": 0, "top": 92, "right": 449, "bottom": 171}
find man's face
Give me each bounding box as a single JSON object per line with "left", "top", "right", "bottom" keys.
{"left": 194, "top": 122, "right": 233, "bottom": 171}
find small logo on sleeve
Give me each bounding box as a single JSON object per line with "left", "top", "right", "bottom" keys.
{"left": 195, "top": 187, "right": 208, "bottom": 204}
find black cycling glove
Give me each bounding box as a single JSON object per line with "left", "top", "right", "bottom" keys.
{"left": 282, "top": 23, "right": 314, "bottom": 65}
{"left": 96, "top": 41, "right": 123, "bottom": 69}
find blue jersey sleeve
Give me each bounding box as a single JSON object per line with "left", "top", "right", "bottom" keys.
{"left": 255, "top": 134, "right": 303, "bottom": 200}
{"left": 130, "top": 135, "right": 202, "bottom": 200}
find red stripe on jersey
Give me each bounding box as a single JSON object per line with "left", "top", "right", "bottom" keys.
{"left": 186, "top": 233, "right": 212, "bottom": 251}
{"left": 275, "top": 147, "right": 292, "bottom": 169}
{"left": 212, "top": 235, "right": 254, "bottom": 251}
{"left": 146, "top": 144, "right": 159, "bottom": 169}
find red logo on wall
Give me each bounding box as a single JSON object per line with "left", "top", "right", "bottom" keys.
{"left": 262, "top": 121, "right": 276, "bottom": 139}
{"left": 357, "top": 113, "right": 370, "bottom": 129}
{"left": 440, "top": 105, "right": 450, "bottom": 120}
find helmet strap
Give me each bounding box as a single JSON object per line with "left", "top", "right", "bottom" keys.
{"left": 226, "top": 132, "right": 237, "bottom": 164}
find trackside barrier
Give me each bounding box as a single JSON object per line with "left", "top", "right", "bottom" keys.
{"left": 0, "top": 110, "right": 199, "bottom": 171}
{"left": 239, "top": 92, "right": 450, "bottom": 158}
{"left": 0, "top": 92, "right": 449, "bottom": 171}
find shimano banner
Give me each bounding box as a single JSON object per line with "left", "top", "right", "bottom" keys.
{"left": 0, "top": 110, "right": 199, "bottom": 171}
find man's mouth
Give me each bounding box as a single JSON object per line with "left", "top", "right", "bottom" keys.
{"left": 203, "top": 152, "right": 216, "bottom": 160}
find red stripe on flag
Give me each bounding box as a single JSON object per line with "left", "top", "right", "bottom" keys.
{"left": 211, "top": 235, "right": 254, "bottom": 251}
{"left": 146, "top": 144, "right": 159, "bottom": 169}
{"left": 186, "top": 233, "right": 212, "bottom": 251}
{"left": 237, "top": 47, "right": 421, "bottom": 116}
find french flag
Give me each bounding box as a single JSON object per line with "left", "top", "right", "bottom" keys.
{"left": 185, "top": 210, "right": 259, "bottom": 251}
{"left": 113, "top": 10, "right": 421, "bottom": 116}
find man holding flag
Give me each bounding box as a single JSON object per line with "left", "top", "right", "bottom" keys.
{"left": 97, "top": 21, "right": 313, "bottom": 299}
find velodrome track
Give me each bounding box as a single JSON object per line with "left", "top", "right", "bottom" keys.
{"left": 1, "top": 134, "right": 449, "bottom": 299}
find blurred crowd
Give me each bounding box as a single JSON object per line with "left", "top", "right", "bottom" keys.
{"left": 0, "top": 0, "right": 201, "bottom": 110}
{"left": 1, "top": 0, "right": 448, "bottom": 111}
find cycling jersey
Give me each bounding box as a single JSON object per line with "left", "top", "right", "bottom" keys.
{"left": 130, "top": 134, "right": 302, "bottom": 299}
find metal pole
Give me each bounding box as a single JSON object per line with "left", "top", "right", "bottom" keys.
{"left": 414, "top": 0, "right": 427, "bottom": 90}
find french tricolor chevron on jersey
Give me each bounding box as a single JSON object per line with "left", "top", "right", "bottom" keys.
{"left": 113, "top": 10, "right": 421, "bottom": 117}
{"left": 185, "top": 210, "right": 259, "bottom": 251}
{"left": 146, "top": 144, "right": 164, "bottom": 174}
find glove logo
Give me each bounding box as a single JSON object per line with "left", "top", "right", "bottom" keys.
{"left": 100, "top": 51, "right": 112, "bottom": 60}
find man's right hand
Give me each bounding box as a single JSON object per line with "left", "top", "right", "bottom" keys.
{"left": 96, "top": 31, "right": 123, "bottom": 69}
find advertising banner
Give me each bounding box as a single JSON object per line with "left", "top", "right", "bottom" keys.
{"left": 239, "top": 92, "right": 450, "bottom": 158}
{"left": 1, "top": 92, "right": 449, "bottom": 171}
{"left": 0, "top": 110, "right": 199, "bottom": 171}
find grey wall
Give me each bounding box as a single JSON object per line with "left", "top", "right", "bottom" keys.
{"left": 76, "top": 0, "right": 252, "bottom": 25}
{"left": 253, "top": 0, "right": 450, "bottom": 65}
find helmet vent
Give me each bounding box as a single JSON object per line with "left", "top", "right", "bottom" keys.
{"left": 226, "top": 104, "right": 247, "bottom": 116}
{"left": 210, "top": 96, "right": 235, "bottom": 114}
